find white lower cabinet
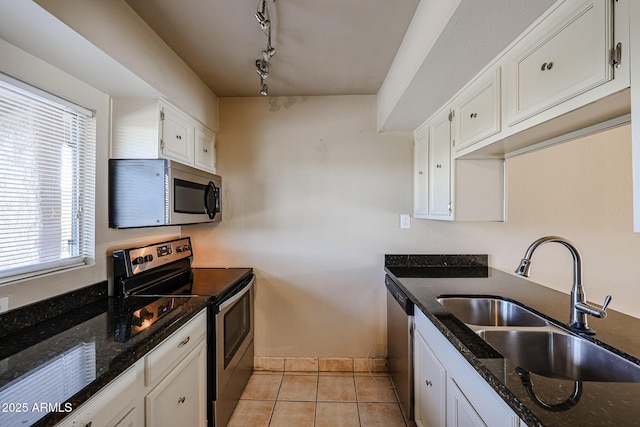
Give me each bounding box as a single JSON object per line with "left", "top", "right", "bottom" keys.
{"left": 414, "top": 325, "right": 446, "bottom": 427}
{"left": 414, "top": 309, "right": 520, "bottom": 427}
{"left": 56, "top": 309, "right": 207, "bottom": 427}
{"left": 447, "top": 377, "right": 486, "bottom": 427}
{"left": 57, "top": 361, "right": 144, "bottom": 427}
{"left": 144, "top": 310, "right": 207, "bottom": 427}
{"left": 145, "top": 341, "right": 207, "bottom": 427}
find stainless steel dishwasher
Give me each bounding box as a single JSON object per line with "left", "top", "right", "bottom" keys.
{"left": 386, "top": 275, "right": 414, "bottom": 425}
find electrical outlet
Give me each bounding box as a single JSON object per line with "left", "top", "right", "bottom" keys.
{"left": 400, "top": 214, "right": 411, "bottom": 229}
{"left": 0, "top": 297, "right": 8, "bottom": 313}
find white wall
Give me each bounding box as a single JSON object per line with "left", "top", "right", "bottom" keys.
{"left": 186, "top": 96, "right": 639, "bottom": 359}
{"left": 34, "top": 0, "right": 218, "bottom": 131}
{"left": 185, "top": 96, "right": 414, "bottom": 357}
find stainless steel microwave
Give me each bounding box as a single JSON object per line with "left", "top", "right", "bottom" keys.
{"left": 109, "top": 159, "right": 221, "bottom": 228}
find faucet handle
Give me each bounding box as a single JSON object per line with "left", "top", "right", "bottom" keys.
{"left": 601, "top": 295, "right": 612, "bottom": 313}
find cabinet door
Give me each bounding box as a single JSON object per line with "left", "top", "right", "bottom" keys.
{"left": 507, "top": 0, "right": 611, "bottom": 125}
{"left": 455, "top": 67, "right": 501, "bottom": 152}
{"left": 414, "top": 328, "right": 446, "bottom": 427}
{"left": 414, "top": 132, "right": 429, "bottom": 218}
{"left": 146, "top": 342, "right": 207, "bottom": 427}
{"left": 194, "top": 126, "right": 216, "bottom": 173}
{"left": 428, "top": 111, "right": 452, "bottom": 219}
{"left": 161, "top": 104, "right": 194, "bottom": 165}
{"left": 447, "top": 377, "right": 487, "bottom": 427}
{"left": 57, "top": 362, "right": 142, "bottom": 427}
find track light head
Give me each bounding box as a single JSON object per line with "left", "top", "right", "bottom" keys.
{"left": 255, "top": 11, "right": 270, "bottom": 30}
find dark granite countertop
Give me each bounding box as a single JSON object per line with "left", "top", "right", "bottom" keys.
{"left": 385, "top": 255, "right": 640, "bottom": 427}
{"left": 0, "top": 282, "right": 209, "bottom": 426}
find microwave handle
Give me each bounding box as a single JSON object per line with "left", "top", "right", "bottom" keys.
{"left": 204, "top": 181, "right": 220, "bottom": 219}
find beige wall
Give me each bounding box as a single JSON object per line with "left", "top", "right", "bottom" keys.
{"left": 186, "top": 96, "right": 414, "bottom": 357}
{"left": 186, "top": 96, "right": 639, "bottom": 359}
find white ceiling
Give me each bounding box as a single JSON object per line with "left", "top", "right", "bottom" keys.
{"left": 124, "top": 0, "right": 556, "bottom": 129}
{"left": 124, "top": 0, "right": 420, "bottom": 98}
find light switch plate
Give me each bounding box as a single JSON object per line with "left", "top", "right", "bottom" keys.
{"left": 400, "top": 214, "right": 411, "bottom": 229}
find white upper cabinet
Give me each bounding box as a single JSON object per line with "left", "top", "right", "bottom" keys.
{"left": 454, "top": 67, "right": 501, "bottom": 153}
{"left": 428, "top": 109, "right": 454, "bottom": 220}
{"left": 161, "top": 103, "right": 194, "bottom": 165}
{"left": 435, "top": 0, "right": 628, "bottom": 160}
{"left": 413, "top": 108, "right": 505, "bottom": 222}
{"left": 414, "top": 130, "right": 429, "bottom": 218}
{"left": 506, "top": 0, "right": 612, "bottom": 126}
{"left": 194, "top": 126, "right": 217, "bottom": 173}
{"left": 111, "top": 97, "right": 217, "bottom": 174}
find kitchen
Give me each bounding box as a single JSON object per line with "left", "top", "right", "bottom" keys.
{"left": 1, "top": 0, "right": 640, "bottom": 426}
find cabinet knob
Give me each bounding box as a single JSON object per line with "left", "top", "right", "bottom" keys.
{"left": 203, "top": 148, "right": 208, "bottom": 153}
{"left": 425, "top": 380, "right": 433, "bottom": 387}
{"left": 418, "top": 171, "right": 424, "bottom": 175}
{"left": 436, "top": 164, "right": 442, "bottom": 169}
{"left": 176, "top": 135, "right": 182, "bottom": 140}
{"left": 541, "top": 62, "right": 554, "bottom": 71}
{"left": 470, "top": 113, "right": 477, "bottom": 119}
{"left": 178, "top": 396, "right": 186, "bottom": 404}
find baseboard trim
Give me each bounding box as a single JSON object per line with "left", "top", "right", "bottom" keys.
{"left": 254, "top": 356, "right": 387, "bottom": 373}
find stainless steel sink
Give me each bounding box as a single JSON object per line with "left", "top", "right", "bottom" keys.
{"left": 478, "top": 329, "right": 640, "bottom": 382}
{"left": 436, "top": 296, "right": 549, "bottom": 327}
{"left": 436, "top": 295, "right": 640, "bottom": 383}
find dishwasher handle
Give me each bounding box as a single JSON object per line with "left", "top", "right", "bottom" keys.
{"left": 386, "top": 275, "right": 414, "bottom": 315}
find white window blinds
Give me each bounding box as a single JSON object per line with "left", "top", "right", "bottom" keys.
{"left": 0, "top": 74, "right": 96, "bottom": 282}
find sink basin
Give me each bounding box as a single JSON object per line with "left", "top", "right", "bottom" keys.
{"left": 479, "top": 329, "right": 640, "bottom": 382}
{"left": 437, "top": 296, "right": 549, "bottom": 327}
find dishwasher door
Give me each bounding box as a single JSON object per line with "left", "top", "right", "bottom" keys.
{"left": 386, "top": 275, "right": 414, "bottom": 425}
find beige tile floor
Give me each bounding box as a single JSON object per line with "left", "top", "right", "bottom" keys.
{"left": 228, "top": 372, "right": 408, "bottom": 427}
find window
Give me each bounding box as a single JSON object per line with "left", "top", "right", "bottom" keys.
{"left": 0, "top": 73, "right": 96, "bottom": 283}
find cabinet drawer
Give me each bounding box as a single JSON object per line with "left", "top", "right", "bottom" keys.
{"left": 145, "top": 310, "right": 207, "bottom": 386}
{"left": 507, "top": 0, "right": 611, "bottom": 125}
{"left": 455, "top": 67, "right": 501, "bottom": 152}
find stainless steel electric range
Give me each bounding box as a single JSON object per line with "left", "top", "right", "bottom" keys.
{"left": 112, "top": 237, "right": 254, "bottom": 427}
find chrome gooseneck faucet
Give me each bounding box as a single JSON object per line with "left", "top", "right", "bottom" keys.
{"left": 515, "top": 236, "right": 612, "bottom": 334}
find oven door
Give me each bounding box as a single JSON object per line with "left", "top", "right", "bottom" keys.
{"left": 214, "top": 277, "right": 254, "bottom": 427}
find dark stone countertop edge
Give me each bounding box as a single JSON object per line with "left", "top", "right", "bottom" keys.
{"left": 385, "top": 266, "right": 548, "bottom": 427}
{"left": 31, "top": 297, "right": 210, "bottom": 427}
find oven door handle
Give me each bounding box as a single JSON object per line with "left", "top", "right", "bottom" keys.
{"left": 218, "top": 277, "right": 254, "bottom": 312}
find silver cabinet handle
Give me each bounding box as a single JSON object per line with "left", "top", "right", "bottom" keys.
{"left": 425, "top": 380, "right": 433, "bottom": 387}
{"left": 178, "top": 396, "right": 186, "bottom": 404}
{"left": 541, "top": 62, "right": 554, "bottom": 71}
{"left": 470, "top": 113, "right": 477, "bottom": 118}
{"left": 177, "top": 336, "right": 190, "bottom": 348}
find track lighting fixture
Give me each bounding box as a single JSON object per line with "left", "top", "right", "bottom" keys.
{"left": 255, "top": 0, "right": 275, "bottom": 96}
{"left": 255, "top": 59, "right": 269, "bottom": 79}
{"left": 255, "top": 11, "right": 270, "bottom": 31}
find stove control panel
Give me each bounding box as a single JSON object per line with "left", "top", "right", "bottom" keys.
{"left": 113, "top": 237, "right": 193, "bottom": 278}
